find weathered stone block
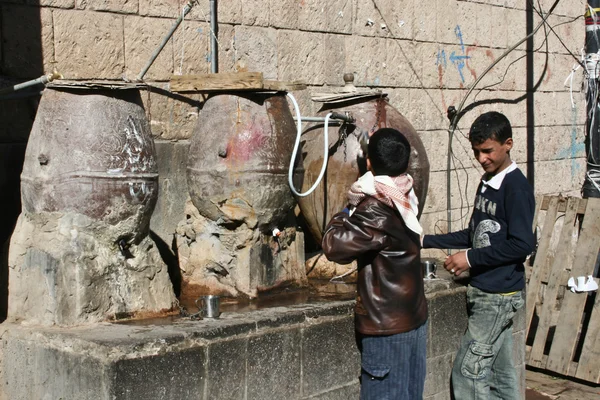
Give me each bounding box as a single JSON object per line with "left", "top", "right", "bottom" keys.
{"left": 246, "top": 330, "right": 302, "bottom": 400}
{"left": 76, "top": 0, "right": 139, "bottom": 14}
{"left": 302, "top": 317, "right": 360, "bottom": 397}
{"left": 1, "top": 6, "right": 54, "bottom": 78}
{"left": 297, "top": 0, "right": 352, "bottom": 34}
{"left": 124, "top": 15, "right": 174, "bottom": 81}
{"left": 413, "top": 0, "right": 436, "bottom": 42}
{"left": 506, "top": 7, "right": 527, "bottom": 48}
{"left": 534, "top": 158, "right": 585, "bottom": 195}
{"left": 428, "top": 287, "right": 467, "bottom": 358}
{"left": 344, "top": 35, "right": 387, "bottom": 86}
{"left": 113, "top": 348, "right": 206, "bottom": 400}
{"left": 322, "top": 34, "right": 346, "bottom": 86}
{"left": 353, "top": 0, "right": 413, "bottom": 39}
{"left": 270, "top": 0, "right": 300, "bottom": 29}
{"left": 436, "top": 0, "right": 458, "bottom": 45}
{"left": 279, "top": 30, "right": 332, "bottom": 85}
{"left": 140, "top": 84, "right": 201, "bottom": 140}
{"left": 309, "top": 382, "right": 360, "bottom": 400}
{"left": 233, "top": 26, "right": 278, "bottom": 79}
{"left": 172, "top": 20, "right": 212, "bottom": 75}
{"left": 139, "top": 0, "right": 180, "bottom": 18}
{"left": 242, "top": 0, "right": 270, "bottom": 27}
{"left": 205, "top": 338, "right": 247, "bottom": 400}
{"left": 386, "top": 39, "right": 422, "bottom": 88}
{"left": 151, "top": 140, "right": 190, "bottom": 245}
{"left": 53, "top": 10, "right": 124, "bottom": 79}
{"left": 215, "top": 24, "right": 236, "bottom": 72}
{"left": 32, "top": 0, "right": 75, "bottom": 8}
{"left": 1, "top": 336, "right": 111, "bottom": 400}
{"left": 423, "top": 353, "right": 454, "bottom": 398}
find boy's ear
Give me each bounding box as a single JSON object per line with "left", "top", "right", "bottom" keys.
{"left": 503, "top": 137, "right": 513, "bottom": 151}
{"left": 366, "top": 158, "right": 372, "bottom": 172}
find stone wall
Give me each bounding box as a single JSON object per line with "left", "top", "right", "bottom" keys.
{"left": 0, "top": 1, "right": 588, "bottom": 253}
{"left": 0, "top": 276, "right": 526, "bottom": 400}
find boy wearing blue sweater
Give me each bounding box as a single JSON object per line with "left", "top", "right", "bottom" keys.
{"left": 422, "top": 111, "right": 535, "bottom": 399}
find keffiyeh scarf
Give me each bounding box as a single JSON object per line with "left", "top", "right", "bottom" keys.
{"left": 347, "top": 171, "right": 422, "bottom": 236}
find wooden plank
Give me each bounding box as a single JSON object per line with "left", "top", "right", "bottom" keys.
{"left": 526, "top": 195, "right": 544, "bottom": 283}
{"left": 573, "top": 198, "right": 600, "bottom": 383}
{"left": 539, "top": 195, "right": 587, "bottom": 214}
{"left": 263, "top": 80, "right": 307, "bottom": 91}
{"left": 526, "top": 196, "right": 560, "bottom": 335}
{"left": 170, "top": 72, "right": 264, "bottom": 92}
{"left": 546, "top": 199, "right": 600, "bottom": 377}
{"left": 529, "top": 197, "right": 581, "bottom": 367}
{"left": 575, "top": 284, "right": 600, "bottom": 383}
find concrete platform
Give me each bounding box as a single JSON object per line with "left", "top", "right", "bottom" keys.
{"left": 0, "top": 273, "right": 525, "bottom": 400}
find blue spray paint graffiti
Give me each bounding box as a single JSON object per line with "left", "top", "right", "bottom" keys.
{"left": 436, "top": 25, "right": 471, "bottom": 83}
{"left": 556, "top": 105, "right": 585, "bottom": 178}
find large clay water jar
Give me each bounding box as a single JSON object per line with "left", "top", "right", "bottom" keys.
{"left": 20, "top": 84, "right": 158, "bottom": 240}
{"left": 187, "top": 93, "right": 297, "bottom": 230}
{"left": 298, "top": 94, "right": 430, "bottom": 243}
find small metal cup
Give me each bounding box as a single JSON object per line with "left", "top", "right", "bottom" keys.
{"left": 422, "top": 259, "right": 437, "bottom": 279}
{"left": 195, "top": 295, "right": 221, "bottom": 318}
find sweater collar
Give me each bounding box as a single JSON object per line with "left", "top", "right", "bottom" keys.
{"left": 481, "top": 161, "right": 517, "bottom": 192}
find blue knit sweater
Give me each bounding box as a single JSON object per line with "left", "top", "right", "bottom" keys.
{"left": 423, "top": 165, "right": 535, "bottom": 293}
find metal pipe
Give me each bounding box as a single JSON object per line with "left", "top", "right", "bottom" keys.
{"left": 137, "top": 1, "right": 197, "bottom": 81}
{"left": 210, "top": 0, "right": 218, "bottom": 73}
{"left": 0, "top": 71, "right": 61, "bottom": 96}
{"left": 583, "top": 0, "right": 600, "bottom": 198}
{"left": 293, "top": 117, "right": 342, "bottom": 123}
{"left": 292, "top": 112, "right": 354, "bottom": 124}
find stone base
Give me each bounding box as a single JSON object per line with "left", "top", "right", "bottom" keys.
{"left": 0, "top": 274, "right": 526, "bottom": 400}
{"left": 8, "top": 212, "right": 177, "bottom": 325}
{"left": 176, "top": 199, "right": 307, "bottom": 299}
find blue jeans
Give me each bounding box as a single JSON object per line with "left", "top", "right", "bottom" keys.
{"left": 358, "top": 321, "right": 428, "bottom": 400}
{"left": 452, "top": 286, "right": 525, "bottom": 400}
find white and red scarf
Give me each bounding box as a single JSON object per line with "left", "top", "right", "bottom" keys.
{"left": 347, "top": 171, "right": 422, "bottom": 236}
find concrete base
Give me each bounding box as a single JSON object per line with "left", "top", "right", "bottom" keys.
{"left": 0, "top": 273, "right": 525, "bottom": 400}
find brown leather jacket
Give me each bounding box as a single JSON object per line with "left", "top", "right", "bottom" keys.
{"left": 322, "top": 196, "right": 428, "bottom": 335}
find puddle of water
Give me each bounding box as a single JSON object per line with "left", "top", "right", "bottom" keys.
{"left": 116, "top": 280, "right": 356, "bottom": 326}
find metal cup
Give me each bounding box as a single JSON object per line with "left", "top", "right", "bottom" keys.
{"left": 195, "top": 295, "right": 221, "bottom": 318}
{"left": 421, "top": 259, "right": 437, "bottom": 279}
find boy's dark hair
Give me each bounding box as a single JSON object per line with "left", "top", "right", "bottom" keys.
{"left": 468, "top": 111, "right": 512, "bottom": 145}
{"left": 367, "top": 128, "right": 411, "bottom": 176}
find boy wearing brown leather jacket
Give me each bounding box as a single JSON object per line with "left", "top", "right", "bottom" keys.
{"left": 322, "top": 128, "right": 428, "bottom": 400}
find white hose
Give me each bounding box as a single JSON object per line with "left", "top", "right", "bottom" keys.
{"left": 286, "top": 92, "right": 332, "bottom": 197}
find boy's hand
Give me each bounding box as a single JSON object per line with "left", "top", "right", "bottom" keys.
{"left": 444, "top": 251, "right": 470, "bottom": 276}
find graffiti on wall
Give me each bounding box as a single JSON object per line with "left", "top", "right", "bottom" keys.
{"left": 556, "top": 105, "right": 585, "bottom": 178}
{"left": 436, "top": 26, "right": 470, "bottom": 84}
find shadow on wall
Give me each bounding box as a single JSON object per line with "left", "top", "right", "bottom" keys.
{"left": 0, "top": 3, "right": 45, "bottom": 321}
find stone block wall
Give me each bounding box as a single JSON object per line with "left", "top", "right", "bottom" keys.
{"left": 0, "top": 2, "right": 589, "bottom": 288}
{"left": 0, "top": 0, "right": 586, "bottom": 250}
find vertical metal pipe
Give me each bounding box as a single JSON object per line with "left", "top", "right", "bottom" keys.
{"left": 583, "top": 0, "right": 600, "bottom": 198}
{"left": 526, "top": 1, "right": 535, "bottom": 189}
{"left": 210, "top": 0, "right": 219, "bottom": 73}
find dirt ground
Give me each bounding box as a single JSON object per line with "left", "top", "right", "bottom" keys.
{"left": 526, "top": 369, "right": 600, "bottom": 399}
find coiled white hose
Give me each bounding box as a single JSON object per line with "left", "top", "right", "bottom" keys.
{"left": 286, "top": 92, "right": 332, "bottom": 197}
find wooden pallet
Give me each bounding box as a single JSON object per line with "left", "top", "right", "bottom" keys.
{"left": 525, "top": 196, "right": 600, "bottom": 383}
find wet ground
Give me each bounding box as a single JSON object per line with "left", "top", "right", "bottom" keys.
{"left": 526, "top": 369, "right": 600, "bottom": 399}
{"left": 118, "top": 279, "right": 357, "bottom": 325}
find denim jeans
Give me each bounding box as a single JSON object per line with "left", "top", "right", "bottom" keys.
{"left": 358, "top": 321, "right": 428, "bottom": 400}
{"left": 452, "top": 286, "right": 525, "bottom": 400}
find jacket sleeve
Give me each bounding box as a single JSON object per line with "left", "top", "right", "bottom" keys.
{"left": 422, "top": 229, "right": 471, "bottom": 250}
{"left": 321, "top": 208, "right": 390, "bottom": 265}
{"left": 466, "top": 190, "right": 536, "bottom": 267}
